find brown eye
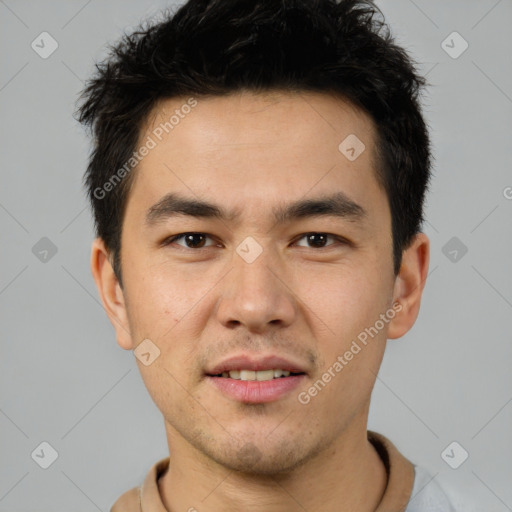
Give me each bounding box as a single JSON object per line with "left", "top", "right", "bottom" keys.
{"left": 165, "top": 233, "right": 216, "bottom": 248}
{"left": 295, "top": 233, "right": 340, "bottom": 248}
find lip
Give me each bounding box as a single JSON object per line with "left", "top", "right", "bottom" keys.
{"left": 205, "top": 353, "right": 308, "bottom": 404}
{"left": 206, "top": 354, "right": 308, "bottom": 376}
{"left": 207, "top": 374, "right": 306, "bottom": 404}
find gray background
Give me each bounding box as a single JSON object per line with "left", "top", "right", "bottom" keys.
{"left": 1, "top": 0, "right": 511, "bottom": 510}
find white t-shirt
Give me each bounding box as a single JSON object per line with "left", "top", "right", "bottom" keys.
{"left": 405, "top": 465, "right": 456, "bottom": 511}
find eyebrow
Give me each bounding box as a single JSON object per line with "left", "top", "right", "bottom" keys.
{"left": 145, "top": 191, "right": 366, "bottom": 227}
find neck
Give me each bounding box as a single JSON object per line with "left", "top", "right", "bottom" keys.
{"left": 158, "top": 416, "right": 387, "bottom": 512}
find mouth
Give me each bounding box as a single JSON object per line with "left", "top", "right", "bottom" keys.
{"left": 205, "top": 355, "right": 308, "bottom": 403}
{"left": 209, "top": 369, "right": 305, "bottom": 381}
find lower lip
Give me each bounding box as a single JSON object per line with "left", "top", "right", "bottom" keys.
{"left": 207, "top": 375, "right": 306, "bottom": 403}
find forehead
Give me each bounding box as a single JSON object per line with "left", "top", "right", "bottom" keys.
{"left": 143, "top": 90, "right": 375, "bottom": 153}
{"left": 126, "top": 91, "right": 384, "bottom": 223}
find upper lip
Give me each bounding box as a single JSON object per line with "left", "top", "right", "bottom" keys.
{"left": 206, "top": 354, "right": 309, "bottom": 375}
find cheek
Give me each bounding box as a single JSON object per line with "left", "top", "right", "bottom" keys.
{"left": 296, "top": 262, "right": 387, "bottom": 340}
{"left": 125, "top": 259, "right": 199, "bottom": 333}
{"left": 320, "top": 267, "right": 391, "bottom": 383}
{"left": 136, "top": 357, "right": 188, "bottom": 422}
{"left": 124, "top": 260, "right": 221, "bottom": 378}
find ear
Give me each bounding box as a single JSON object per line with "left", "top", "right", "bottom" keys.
{"left": 387, "top": 232, "right": 430, "bottom": 339}
{"left": 90, "top": 237, "right": 134, "bottom": 350}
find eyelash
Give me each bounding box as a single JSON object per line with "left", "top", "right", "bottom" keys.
{"left": 161, "top": 232, "right": 349, "bottom": 250}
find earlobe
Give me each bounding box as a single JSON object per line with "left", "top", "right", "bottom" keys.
{"left": 387, "top": 233, "right": 430, "bottom": 340}
{"left": 90, "top": 238, "right": 134, "bottom": 350}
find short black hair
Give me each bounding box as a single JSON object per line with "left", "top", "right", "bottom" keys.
{"left": 76, "top": 0, "right": 432, "bottom": 288}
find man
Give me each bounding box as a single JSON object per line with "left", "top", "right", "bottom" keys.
{"left": 77, "top": 0, "right": 456, "bottom": 510}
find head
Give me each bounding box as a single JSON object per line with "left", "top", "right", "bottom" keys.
{"left": 78, "top": 0, "right": 431, "bottom": 475}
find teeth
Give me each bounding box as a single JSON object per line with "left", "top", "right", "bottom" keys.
{"left": 256, "top": 370, "right": 274, "bottom": 381}
{"left": 240, "top": 370, "right": 256, "bottom": 381}
{"left": 224, "top": 369, "right": 292, "bottom": 380}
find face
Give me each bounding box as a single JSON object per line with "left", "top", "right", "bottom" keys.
{"left": 94, "top": 91, "right": 423, "bottom": 475}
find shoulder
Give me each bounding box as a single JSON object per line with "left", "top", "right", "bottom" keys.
{"left": 109, "top": 456, "right": 169, "bottom": 511}
{"left": 110, "top": 486, "right": 140, "bottom": 512}
{"left": 405, "top": 465, "right": 456, "bottom": 512}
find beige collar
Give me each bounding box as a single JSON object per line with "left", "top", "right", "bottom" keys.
{"left": 368, "top": 431, "right": 415, "bottom": 512}
{"left": 111, "top": 431, "right": 415, "bottom": 512}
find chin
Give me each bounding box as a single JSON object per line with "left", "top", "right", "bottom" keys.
{"left": 201, "top": 434, "right": 327, "bottom": 476}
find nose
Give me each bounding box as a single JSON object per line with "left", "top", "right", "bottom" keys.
{"left": 215, "top": 244, "right": 297, "bottom": 333}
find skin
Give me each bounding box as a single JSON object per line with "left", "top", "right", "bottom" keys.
{"left": 91, "top": 91, "right": 429, "bottom": 512}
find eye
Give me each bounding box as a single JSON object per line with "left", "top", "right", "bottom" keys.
{"left": 294, "top": 232, "right": 344, "bottom": 248}
{"left": 163, "top": 232, "right": 218, "bottom": 249}
{"left": 162, "top": 232, "right": 347, "bottom": 250}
